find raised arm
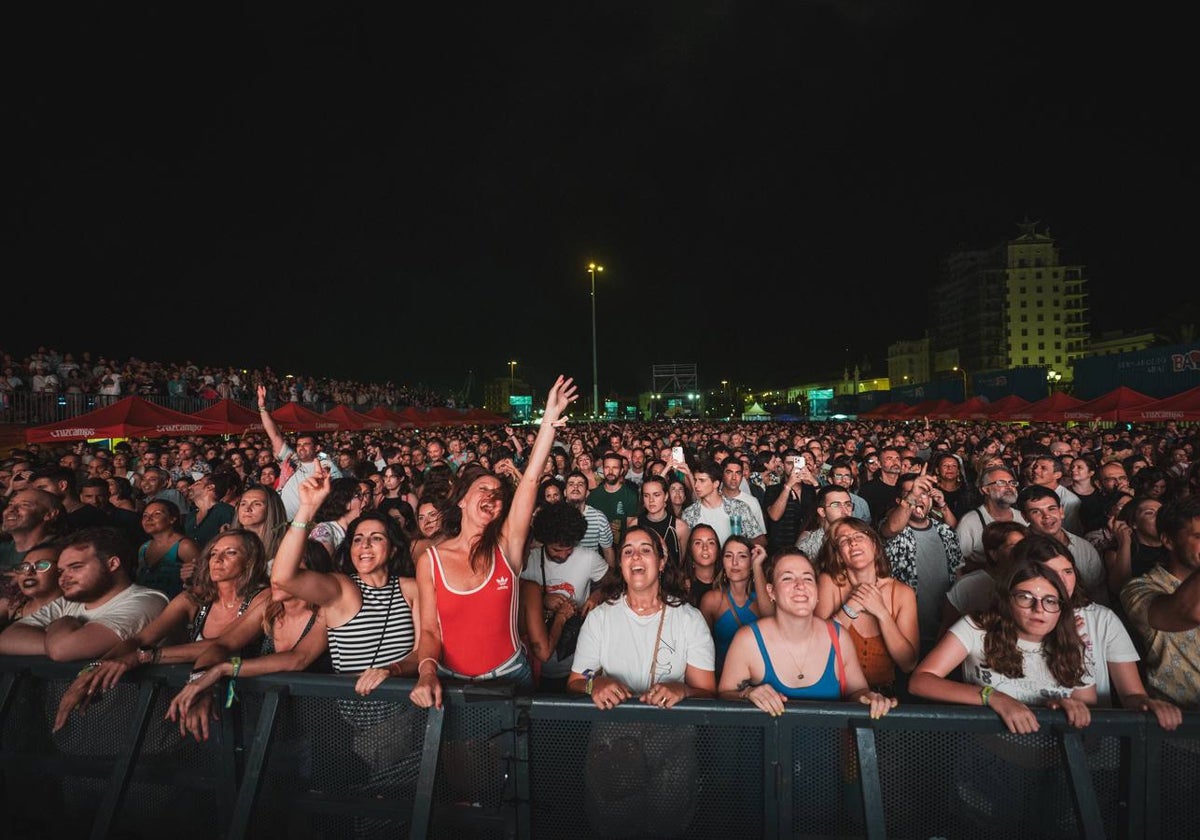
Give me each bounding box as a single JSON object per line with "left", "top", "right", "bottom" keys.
{"left": 502, "top": 376, "right": 578, "bottom": 571}
{"left": 256, "top": 384, "right": 287, "bottom": 459}
{"left": 269, "top": 470, "right": 348, "bottom": 613}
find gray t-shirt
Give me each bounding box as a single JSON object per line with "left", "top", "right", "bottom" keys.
{"left": 913, "top": 525, "right": 951, "bottom": 644}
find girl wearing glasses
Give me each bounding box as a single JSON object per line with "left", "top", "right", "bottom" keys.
{"left": 909, "top": 540, "right": 1095, "bottom": 733}
{"left": 0, "top": 543, "right": 61, "bottom": 628}
{"left": 816, "top": 518, "right": 918, "bottom": 695}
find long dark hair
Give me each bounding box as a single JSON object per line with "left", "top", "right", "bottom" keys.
{"left": 437, "top": 462, "right": 513, "bottom": 573}
{"left": 334, "top": 511, "right": 414, "bottom": 578}
{"left": 595, "top": 527, "right": 689, "bottom": 607}
{"left": 974, "top": 544, "right": 1086, "bottom": 688}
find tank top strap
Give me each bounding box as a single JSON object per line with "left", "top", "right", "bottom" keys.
{"left": 748, "top": 621, "right": 780, "bottom": 687}
{"left": 825, "top": 620, "right": 847, "bottom": 696}
{"left": 191, "top": 602, "right": 212, "bottom": 642}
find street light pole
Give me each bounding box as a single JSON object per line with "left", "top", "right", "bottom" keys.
{"left": 588, "top": 262, "right": 603, "bottom": 419}
{"left": 508, "top": 360, "right": 516, "bottom": 388}
{"left": 953, "top": 365, "right": 968, "bottom": 399}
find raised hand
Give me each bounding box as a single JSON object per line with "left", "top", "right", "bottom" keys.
{"left": 543, "top": 376, "right": 579, "bottom": 423}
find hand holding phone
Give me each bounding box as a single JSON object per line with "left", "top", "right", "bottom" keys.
{"left": 671, "top": 446, "right": 685, "bottom": 465}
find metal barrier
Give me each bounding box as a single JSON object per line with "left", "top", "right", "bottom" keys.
{"left": 1, "top": 655, "right": 1195, "bottom": 839}
{"left": 0, "top": 393, "right": 411, "bottom": 427}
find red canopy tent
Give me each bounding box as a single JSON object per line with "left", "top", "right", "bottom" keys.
{"left": 26, "top": 396, "right": 229, "bottom": 443}
{"left": 927, "top": 400, "right": 964, "bottom": 420}
{"left": 322, "top": 404, "right": 379, "bottom": 431}
{"left": 396, "top": 407, "right": 429, "bottom": 428}
{"left": 1119, "top": 384, "right": 1200, "bottom": 423}
{"left": 896, "top": 399, "right": 954, "bottom": 420}
{"left": 363, "top": 406, "right": 407, "bottom": 429}
{"left": 191, "top": 399, "right": 265, "bottom": 436}
{"left": 1007, "top": 391, "right": 1085, "bottom": 423}
{"left": 946, "top": 396, "right": 992, "bottom": 420}
{"left": 421, "top": 407, "right": 468, "bottom": 426}
{"left": 270, "top": 403, "right": 340, "bottom": 433}
{"left": 1060, "top": 386, "right": 1156, "bottom": 423}
{"left": 983, "top": 394, "right": 1032, "bottom": 421}
{"left": 861, "top": 402, "right": 910, "bottom": 419}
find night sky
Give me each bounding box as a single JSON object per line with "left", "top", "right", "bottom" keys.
{"left": 9, "top": 3, "right": 1194, "bottom": 400}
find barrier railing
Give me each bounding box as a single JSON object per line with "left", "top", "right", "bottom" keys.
{"left": 0, "top": 393, "right": 421, "bottom": 427}
{"left": 1, "top": 655, "right": 1195, "bottom": 839}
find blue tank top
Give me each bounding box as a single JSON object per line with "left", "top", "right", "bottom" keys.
{"left": 713, "top": 589, "right": 758, "bottom": 672}
{"left": 136, "top": 539, "right": 185, "bottom": 599}
{"left": 749, "top": 620, "right": 844, "bottom": 700}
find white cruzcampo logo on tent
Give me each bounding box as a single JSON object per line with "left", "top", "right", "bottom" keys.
{"left": 51, "top": 428, "right": 96, "bottom": 438}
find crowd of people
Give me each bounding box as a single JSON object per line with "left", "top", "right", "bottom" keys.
{"left": 2, "top": 372, "right": 1199, "bottom": 829}
{"left": 0, "top": 345, "right": 453, "bottom": 410}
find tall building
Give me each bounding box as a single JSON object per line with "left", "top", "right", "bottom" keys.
{"left": 932, "top": 220, "right": 1089, "bottom": 385}
{"left": 887, "top": 334, "right": 931, "bottom": 385}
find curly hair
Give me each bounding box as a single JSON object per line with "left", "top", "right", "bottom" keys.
{"left": 530, "top": 501, "right": 586, "bottom": 547}
{"left": 974, "top": 543, "right": 1086, "bottom": 688}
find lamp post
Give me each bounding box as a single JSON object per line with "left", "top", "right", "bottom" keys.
{"left": 953, "top": 365, "right": 969, "bottom": 399}
{"left": 508, "top": 360, "right": 516, "bottom": 388}
{"left": 588, "top": 262, "right": 603, "bottom": 419}
{"left": 1047, "top": 369, "right": 1062, "bottom": 395}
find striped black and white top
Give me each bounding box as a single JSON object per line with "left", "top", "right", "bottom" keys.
{"left": 328, "top": 574, "right": 415, "bottom": 673}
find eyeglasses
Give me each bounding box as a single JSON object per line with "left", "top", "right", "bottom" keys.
{"left": 984, "top": 479, "right": 1020, "bottom": 488}
{"left": 16, "top": 560, "right": 54, "bottom": 574}
{"left": 835, "top": 532, "right": 870, "bottom": 548}
{"left": 824, "top": 501, "right": 853, "bottom": 510}
{"left": 1010, "top": 591, "right": 1062, "bottom": 612}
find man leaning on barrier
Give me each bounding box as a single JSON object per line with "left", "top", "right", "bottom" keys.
{"left": 0, "top": 527, "right": 168, "bottom": 661}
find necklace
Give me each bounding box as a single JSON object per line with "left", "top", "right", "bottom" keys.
{"left": 780, "top": 629, "right": 814, "bottom": 681}
{"left": 625, "top": 594, "right": 661, "bottom": 615}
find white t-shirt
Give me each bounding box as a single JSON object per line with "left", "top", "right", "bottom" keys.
{"left": 520, "top": 545, "right": 611, "bottom": 678}
{"left": 949, "top": 615, "right": 1093, "bottom": 704}
{"left": 725, "top": 489, "right": 766, "bottom": 536}
{"left": 1072, "top": 601, "right": 1139, "bottom": 706}
{"left": 573, "top": 599, "right": 715, "bottom": 693}
{"left": 19, "top": 584, "right": 169, "bottom": 642}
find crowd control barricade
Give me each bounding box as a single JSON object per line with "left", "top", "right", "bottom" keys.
{"left": 1, "top": 655, "right": 1196, "bottom": 839}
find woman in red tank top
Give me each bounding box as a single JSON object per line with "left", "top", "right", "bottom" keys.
{"left": 409, "top": 376, "right": 578, "bottom": 709}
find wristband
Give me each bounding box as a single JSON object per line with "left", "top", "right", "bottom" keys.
{"left": 289, "top": 520, "right": 308, "bottom": 530}
{"left": 188, "top": 668, "right": 208, "bottom": 684}
{"left": 225, "top": 656, "right": 243, "bottom": 708}
{"left": 582, "top": 668, "right": 596, "bottom": 695}
{"left": 841, "top": 602, "right": 859, "bottom": 620}
{"left": 417, "top": 657, "right": 439, "bottom": 676}
{"left": 980, "top": 685, "right": 995, "bottom": 707}
{"left": 258, "top": 406, "right": 268, "bottom": 412}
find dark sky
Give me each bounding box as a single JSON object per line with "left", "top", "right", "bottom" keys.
{"left": 9, "top": 2, "right": 1194, "bottom": 401}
